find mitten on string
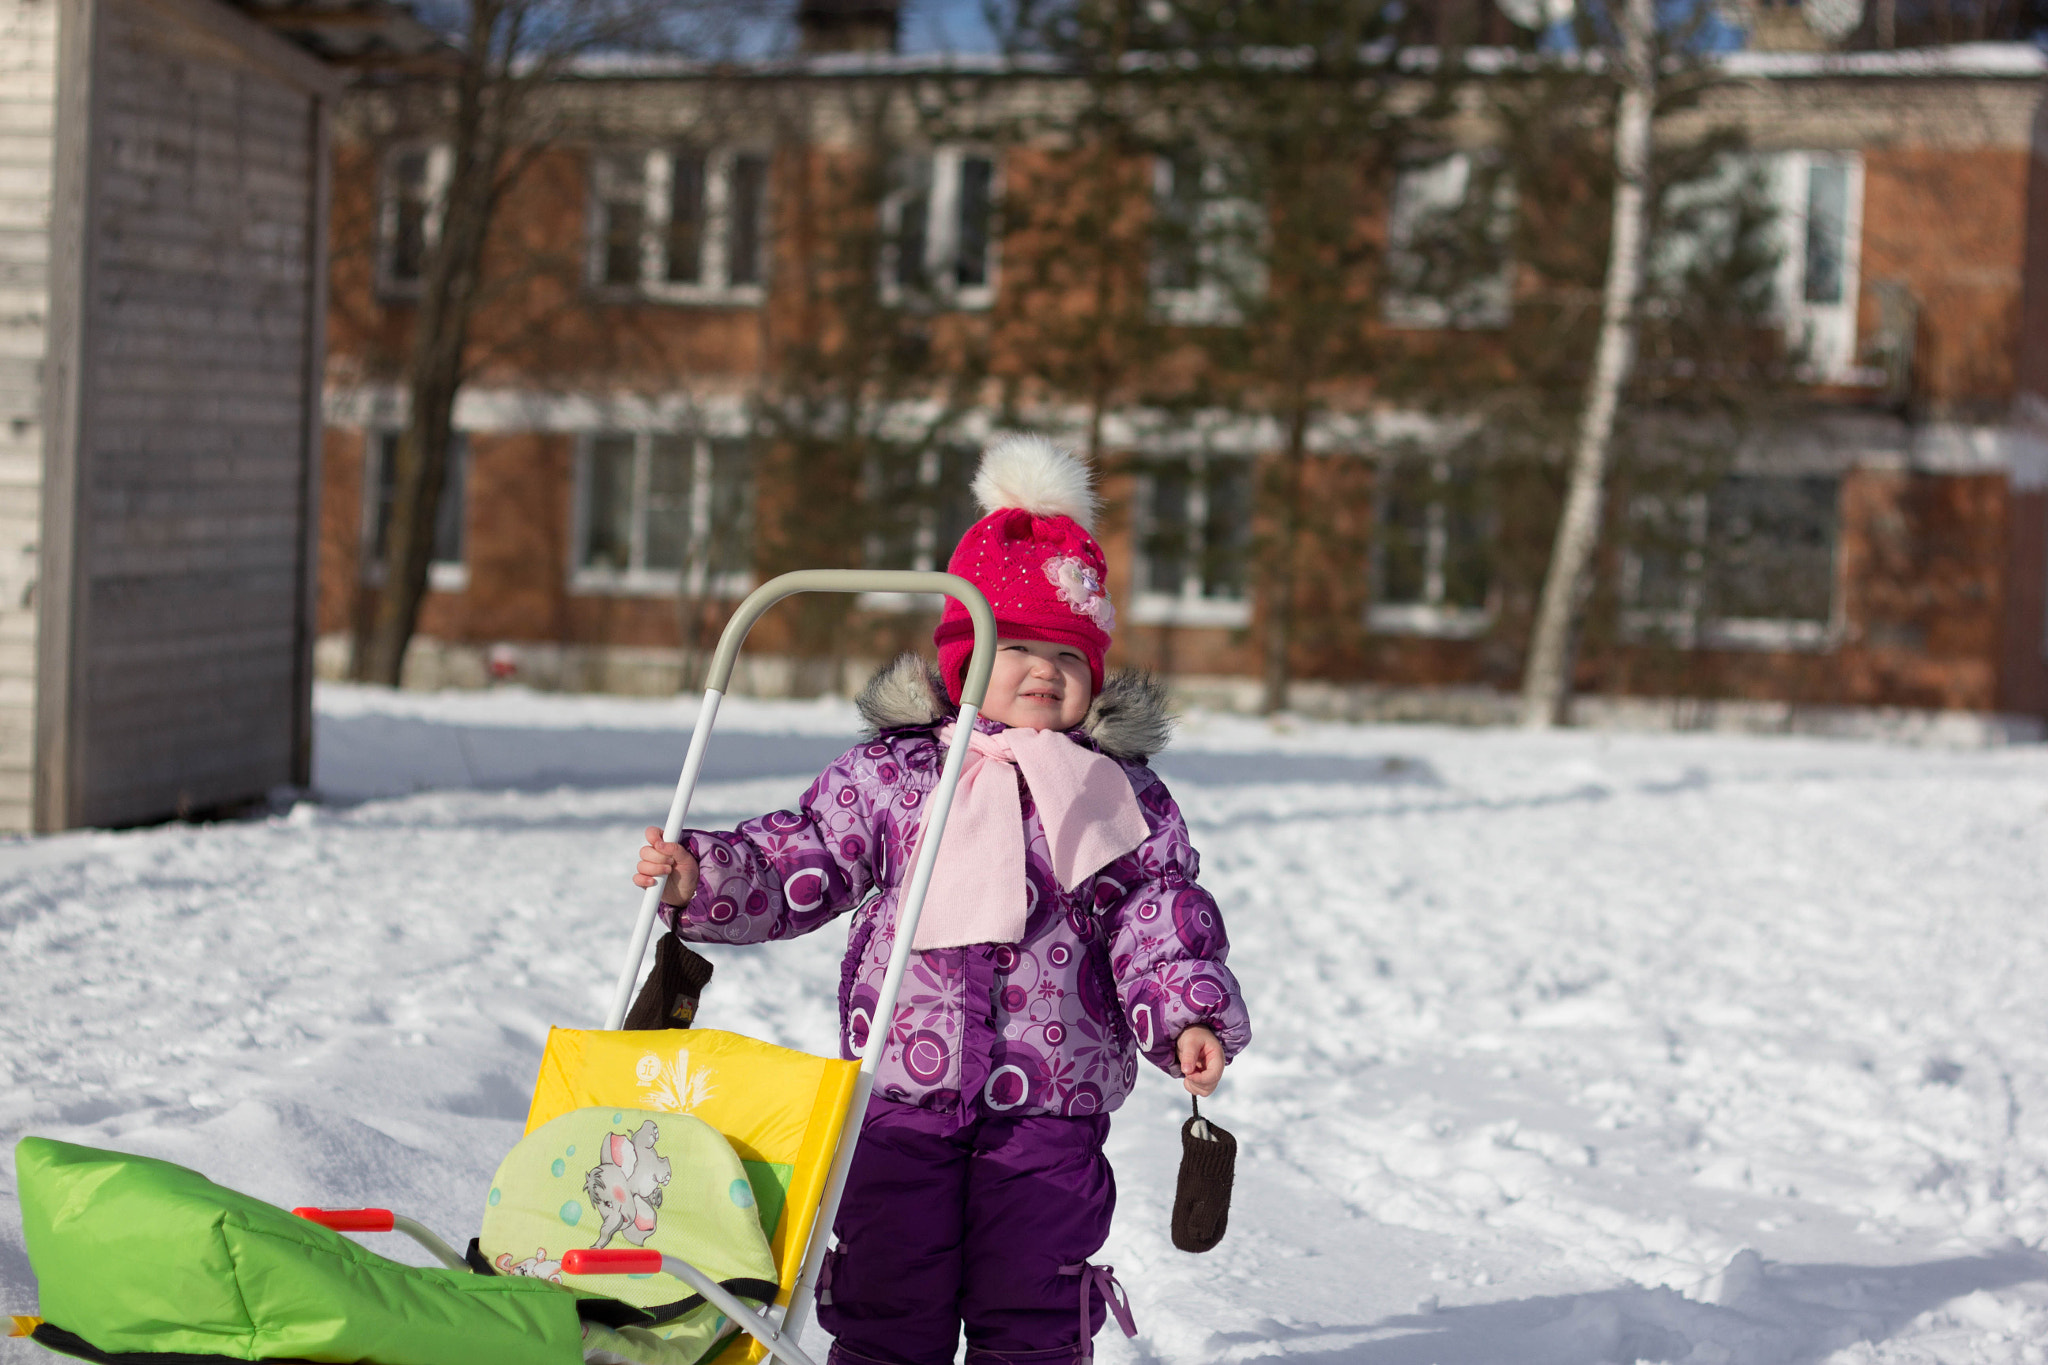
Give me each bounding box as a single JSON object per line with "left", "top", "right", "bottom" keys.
{"left": 1171, "top": 1095, "right": 1236, "bottom": 1253}
{"left": 622, "top": 932, "right": 715, "bottom": 1030}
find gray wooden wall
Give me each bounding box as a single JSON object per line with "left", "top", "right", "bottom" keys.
{"left": 36, "top": 0, "right": 332, "bottom": 828}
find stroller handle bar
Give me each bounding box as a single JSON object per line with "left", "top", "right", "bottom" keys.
{"left": 562, "top": 1250, "right": 822, "bottom": 1365}
{"left": 291, "top": 1207, "right": 470, "bottom": 1271}
{"left": 604, "top": 570, "right": 997, "bottom": 1034}
{"left": 603, "top": 570, "right": 998, "bottom": 1358}
{"left": 699, "top": 570, "right": 999, "bottom": 707}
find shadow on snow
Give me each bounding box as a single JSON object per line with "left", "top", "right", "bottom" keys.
{"left": 312, "top": 711, "right": 1445, "bottom": 805}
{"left": 1230, "top": 1249, "right": 2048, "bottom": 1365}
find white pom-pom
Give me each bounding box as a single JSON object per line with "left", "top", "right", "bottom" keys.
{"left": 971, "top": 434, "right": 1097, "bottom": 531}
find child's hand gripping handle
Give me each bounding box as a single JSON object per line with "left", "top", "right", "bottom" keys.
{"left": 635, "top": 827, "right": 699, "bottom": 906}
{"left": 603, "top": 712, "right": 720, "bottom": 1030}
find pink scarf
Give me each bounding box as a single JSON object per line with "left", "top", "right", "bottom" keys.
{"left": 911, "top": 723, "right": 1152, "bottom": 950}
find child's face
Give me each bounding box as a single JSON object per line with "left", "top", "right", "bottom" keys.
{"left": 980, "top": 639, "right": 1093, "bottom": 731}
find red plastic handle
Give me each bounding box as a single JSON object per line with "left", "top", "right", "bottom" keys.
{"left": 561, "top": 1248, "right": 662, "bottom": 1276}
{"left": 293, "top": 1207, "right": 395, "bottom": 1233}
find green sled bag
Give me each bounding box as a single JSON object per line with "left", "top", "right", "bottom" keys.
{"left": 480, "top": 1106, "right": 779, "bottom": 1365}
{"left": 16, "top": 1136, "right": 586, "bottom": 1365}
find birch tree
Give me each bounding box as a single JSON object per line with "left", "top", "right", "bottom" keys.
{"left": 350, "top": 0, "right": 749, "bottom": 686}
{"left": 1006, "top": 0, "right": 1432, "bottom": 714}
{"left": 1517, "top": 0, "right": 1656, "bottom": 727}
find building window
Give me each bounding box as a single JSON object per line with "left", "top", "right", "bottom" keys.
{"left": 1368, "top": 457, "right": 1493, "bottom": 636}
{"left": 857, "top": 443, "right": 978, "bottom": 609}
{"left": 1383, "top": 152, "right": 1515, "bottom": 330}
{"left": 1772, "top": 152, "right": 1863, "bottom": 380}
{"left": 1622, "top": 474, "right": 1840, "bottom": 649}
{"left": 574, "top": 432, "right": 753, "bottom": 596}
{"left": 881, "top": 149, "right": 998, "bottom": 309}
{"left": 378, "top": 145, "right": 450, "bottom": 294}
{"left": 589, "top": 148, "right": 770, "bottom": 301}
{"left": 363, "top": 431, "right": 468, "bottom": 592}
{"left": 863, "top": 442, "right": 978, "bottom": 571}
{"left": 1150, "top": 150, "right": 1264, "bottom": 325}
{"left": 1131, "top": 455, "right": 1253, "bottom": 626}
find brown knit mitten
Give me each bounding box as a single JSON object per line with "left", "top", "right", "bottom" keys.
{"left": 622, "top": 932, "right": 716, "bottom": 1030}
{"left": 1171, "top": 1096, "right": 1237, "bottom": 1253}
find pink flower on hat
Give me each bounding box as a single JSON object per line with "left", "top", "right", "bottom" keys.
{"left": 1043, "top": 556, "right": 1116, "bottom": 634}
{"left": 933, "top": 435, "right": 1116, "bottom": 704}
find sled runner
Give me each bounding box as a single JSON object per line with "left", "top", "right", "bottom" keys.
{"left": 11, "top": 570, "right": 997, "bottom": 1365}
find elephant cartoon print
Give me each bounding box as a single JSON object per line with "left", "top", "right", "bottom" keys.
{"left": 494, "top": 1247, "right": 562, "bottom": 1282}
{"left": 583, "top": 1118, "right": 672, "bottom": 1250}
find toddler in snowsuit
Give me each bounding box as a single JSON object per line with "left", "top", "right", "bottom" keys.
{"left": 633, "top": 435, "right": 1253, "bottom": 1365}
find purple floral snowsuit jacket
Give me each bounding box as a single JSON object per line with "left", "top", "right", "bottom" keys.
{"left": 666, "top": 707, "right": 1252, "bottom": 1122}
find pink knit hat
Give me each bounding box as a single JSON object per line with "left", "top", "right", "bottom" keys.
{"left": 933, "top": 435, "right": 1116, "bottom": 704}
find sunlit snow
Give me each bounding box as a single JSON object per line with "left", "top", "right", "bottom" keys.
{"left": 4, "top": 683, "right": 2047, "bottom": 1363}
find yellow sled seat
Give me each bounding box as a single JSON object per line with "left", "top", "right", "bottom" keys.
{"left": 529, "top": 1027, "right": 860, "bottom": 1365}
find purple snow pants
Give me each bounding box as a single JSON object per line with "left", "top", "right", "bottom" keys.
{"left": 817, "top": 1097, "right": 1118, "bottom": 1365}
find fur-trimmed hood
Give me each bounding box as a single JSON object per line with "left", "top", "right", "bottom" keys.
{"left": 854, "top": 653, "right": 1174, "bottom": 761}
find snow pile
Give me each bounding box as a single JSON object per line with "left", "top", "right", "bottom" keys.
{"left": 3, "top": 684, "right": 2046, "bottom": 1363}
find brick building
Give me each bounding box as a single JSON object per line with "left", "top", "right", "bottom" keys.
{"left": 317, "top": 28, "right": 2048, "bottom": 733}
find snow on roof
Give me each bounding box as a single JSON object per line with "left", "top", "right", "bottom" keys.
{"left": 231, "top": 0, "right": 450, "bottom": 67}
{"left": 1719, "top": 41, "right": 2047, "bottom": 77}
{"left": 561, "top": 40, "right": 2047, "bottom": 82}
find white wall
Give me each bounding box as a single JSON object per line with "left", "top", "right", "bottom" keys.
{"left": 0, "top": 0, "right": 56, "bottom": 832}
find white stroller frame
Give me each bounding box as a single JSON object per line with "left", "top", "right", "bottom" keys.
{"left": 590, "top": 570, "right": 997, "bottom": 1365}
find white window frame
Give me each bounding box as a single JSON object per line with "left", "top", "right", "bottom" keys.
{"left": 1130, "top": 453, "right": 1253, "bottom": 628}
{"left": 1382, "top": 151, "right": 1516, "bottom": 331}
{"left": 1771, "top": 151, "right": 1864, "bottom": 383}
{"left": 879, "top": 146, "right": 1000, "bottom": 311}
{"left": 570, "top": 431, "right": 754, "bottom": 598}
{"left": 1149, "top": 152, "right": 1265, "bottom": 327}
{"left": 1620, "top": 477, "right": 1843, "bottom": 651}
{"left": 360, "top": 429, "right": 468, "bottom": 593}
{"left": 1367, "top": 456, "right": 1493, "bottom": 638}
{"left": 587, "top": 147, "right": 770, "bottom": 304}
{"left": 377, "top": 143, "right": 451, "bottom": 297}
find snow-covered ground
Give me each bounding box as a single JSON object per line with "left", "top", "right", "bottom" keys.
{"left": 6, "top": 683, "right": 2048, "bottom": 1364}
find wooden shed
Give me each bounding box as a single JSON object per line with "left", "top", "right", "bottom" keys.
{"left": 0, "top": 0, "right": 428, "bottom": 830}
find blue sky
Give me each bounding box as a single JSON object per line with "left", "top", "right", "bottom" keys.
{"left": 873, "top": 0, "right": 1749, "bottom": 54}
{"left": 897, "top": 0, "right": 1003, "bottom": 52}
{"left": 825, "top": 0, "right": 1760, "bottom": 56}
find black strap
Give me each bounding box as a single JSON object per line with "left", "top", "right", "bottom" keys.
{"left": 30, "top": 1322, "right": 318, "bottom": 1364}
{"left": 463, "top": 1240, "right": 776, "bottom": 1328}
{"left": 463, "top": 1236, "right": 655, "bottom": 1329}
{"left": 29, "top": 1271, "right": 776, "bottom": 1363}
{"left": 575, "top": 1296, "right": 659, "bottom": 1330}
{"left": 464, "top": 1235, "right": 495, "bottom": 1274}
